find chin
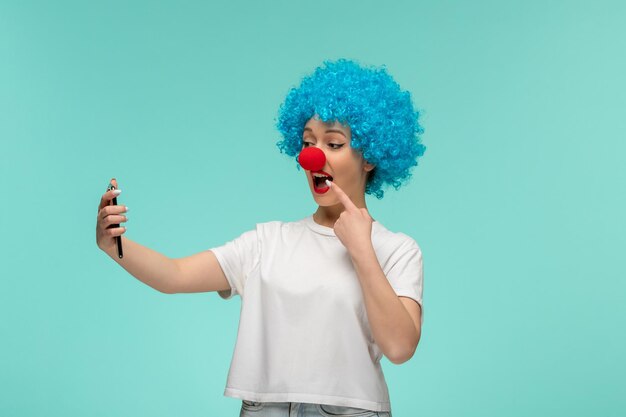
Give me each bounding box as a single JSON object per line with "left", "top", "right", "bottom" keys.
{"left": 314, "top": 193, "right": 341, "bottom": 205}
{"left": 310, "top": 192, "right": 332, "bottom": 203}
{"left": 312, "top": 193, "right": 331, "bottom": 202}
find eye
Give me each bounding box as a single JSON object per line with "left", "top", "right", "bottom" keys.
{"left": 328, "top": 143, "right": 344, "bottom": 150}
{"left": 302, "top": 141, "right": 313, "bottom": 147}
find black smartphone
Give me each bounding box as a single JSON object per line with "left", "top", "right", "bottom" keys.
{"left": 107, "top": 182, "right": 124, "bottom": 259}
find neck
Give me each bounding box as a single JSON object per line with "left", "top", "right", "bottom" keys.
{"left": 312, "top": 194, "right": 369, "bottom": 228}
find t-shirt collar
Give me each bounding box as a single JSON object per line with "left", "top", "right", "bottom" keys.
{"left": 303, "top": 214, "right": 378, "bottom": 237}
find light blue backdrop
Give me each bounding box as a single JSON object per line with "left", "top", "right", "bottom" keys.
{"left": 1, "top": 1, "right": 624, "bottom": 416}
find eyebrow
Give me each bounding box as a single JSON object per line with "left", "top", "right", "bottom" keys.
{"left": 303, "top": 127, "right": 347, "bottom": 138}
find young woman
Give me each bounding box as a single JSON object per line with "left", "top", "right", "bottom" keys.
{"left": 96, "top": 59, "right": 426, "bottom": 417}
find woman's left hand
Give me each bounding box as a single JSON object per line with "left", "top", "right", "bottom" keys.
{"left": 327, "top": 180, "right": 374, "bottom": 257}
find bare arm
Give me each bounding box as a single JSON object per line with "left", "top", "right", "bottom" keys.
{"left": 171, "top": 250, "right": 230, "bottom": 294}
{"left": 102, "top": 237, "right": 230, "bottom": 294}
{"left": 102, "top": 236, "right": 181, "bottom": 294}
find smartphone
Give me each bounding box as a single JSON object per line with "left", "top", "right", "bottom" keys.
{"left": 107, "top": 182, "right": 124, "bottom": 259}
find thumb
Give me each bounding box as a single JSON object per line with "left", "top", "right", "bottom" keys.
{"left": 99, "top": 178, "right": 120, "bottom": 211}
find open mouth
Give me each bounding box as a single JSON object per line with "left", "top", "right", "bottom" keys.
{"left": 312, "top": 171, "right": 333, "bottom": 193}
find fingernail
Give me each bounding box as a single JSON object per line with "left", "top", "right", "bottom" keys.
{"left": 113, "top": 189, "right": 122, "bottom": 196}
{"left": 325, "top": 179, "right": 332, "bottom": 187}
{"left": 125, "top": 206, "right": 129, "bottom": 211}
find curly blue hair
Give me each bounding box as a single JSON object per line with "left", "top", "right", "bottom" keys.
{"left": 275, "top": 58, "right": 426, "bottom": 199}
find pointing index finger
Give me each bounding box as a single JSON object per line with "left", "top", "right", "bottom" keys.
{"left": 326, "top": 179, "right": 359, "bottom": 213}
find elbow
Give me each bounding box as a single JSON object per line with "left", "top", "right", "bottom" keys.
{"left": 388, "top": 339, "right": 420, "bottom": 365}
{"left": 159, "top": 285, "right": 177, "bottom": 294}
{"left": 388, "top": 348, "right": 414, "bottom": 365}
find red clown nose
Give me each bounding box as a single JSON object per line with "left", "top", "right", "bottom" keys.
{"left": 297, "top": 146, "right": 326, "bottom": 171}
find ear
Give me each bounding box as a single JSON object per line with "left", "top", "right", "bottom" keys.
{"left": 364, "top": 160, "right": 376, "bottom": 172}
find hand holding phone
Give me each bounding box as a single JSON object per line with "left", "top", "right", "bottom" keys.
{"left": 96, "top": 178, "right": 127, "bottom": 258}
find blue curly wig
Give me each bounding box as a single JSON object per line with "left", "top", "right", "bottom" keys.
{"left": 275, "top": 58, "right": 426, "bottom": 199}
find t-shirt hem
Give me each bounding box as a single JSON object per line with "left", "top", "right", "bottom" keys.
{"left": 224, "top": 387, "right": 391, "bottom": 412}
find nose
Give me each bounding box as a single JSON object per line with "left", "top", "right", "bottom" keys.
{"left": 297, "top": 146, "right": 326, "bottom": 171}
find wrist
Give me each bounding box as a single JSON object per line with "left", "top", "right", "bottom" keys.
{"left": 348, "top": 243, "right": 376, "bottom": 264}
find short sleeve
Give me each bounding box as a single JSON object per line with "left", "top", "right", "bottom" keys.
{"left": 385, "top": 239, "right": 424, "bottom": 325}
{"left": 208, "top": 228, "right": 260, "bottom": 300}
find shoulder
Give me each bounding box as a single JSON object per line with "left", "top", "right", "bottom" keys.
{"left": 373, "top": 221, "right": 422, "bottom": 253}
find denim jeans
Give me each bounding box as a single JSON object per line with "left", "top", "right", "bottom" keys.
{"left": 239, "top": 401, "right": 392, "bottom": 417}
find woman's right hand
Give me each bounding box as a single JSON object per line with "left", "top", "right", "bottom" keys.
{"left": 96, "top": 178, "right": 128, "bottom": 253}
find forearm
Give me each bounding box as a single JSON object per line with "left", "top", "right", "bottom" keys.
{"left": 103, "top": 236, "right": 179, "bottom": 294}
{"left": 350, "top": 245, "right": 418, "bottom": 364}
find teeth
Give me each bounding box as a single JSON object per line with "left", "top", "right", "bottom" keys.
{"left": 312, "top": 173, "right": 332, "bottom": 179}
{"left": 312, "top": 172, "right": 333, "bottom": 191}
{"left": 313, "top": 174, "right": 332, "bottom": 188}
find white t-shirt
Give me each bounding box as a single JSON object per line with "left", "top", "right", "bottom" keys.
{"left": 209, "top": 215, "right": 424, "bottom": 413}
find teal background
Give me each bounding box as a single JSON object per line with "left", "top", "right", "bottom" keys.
{"left": 1, "top": 0, "right": 624, "bottom": 416}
